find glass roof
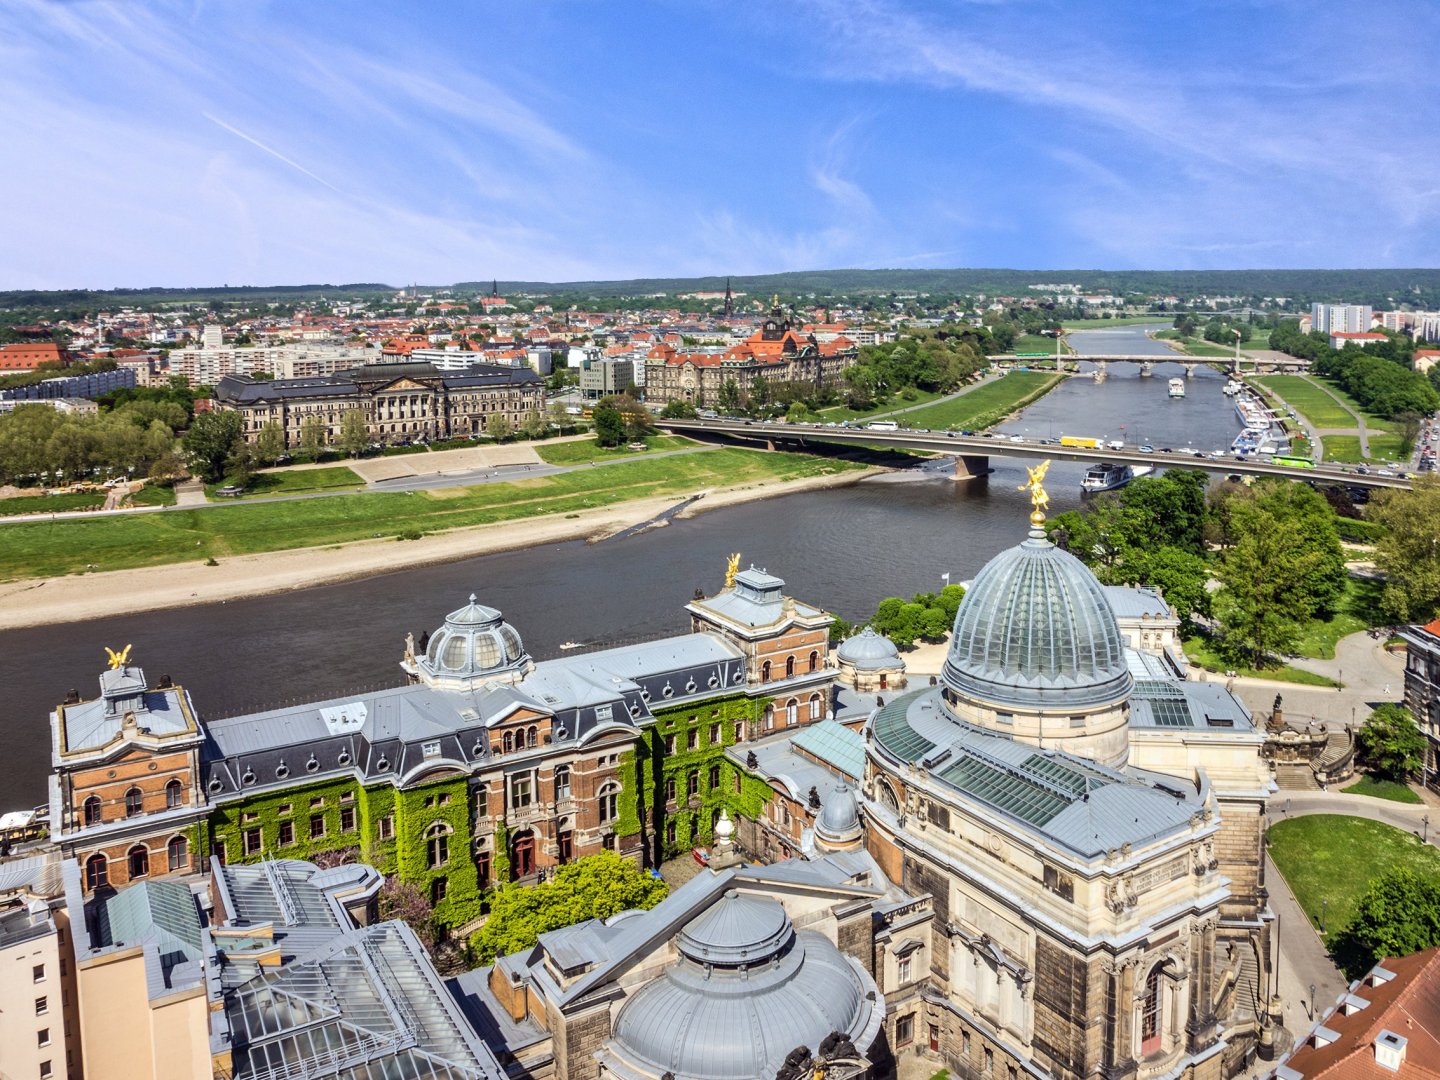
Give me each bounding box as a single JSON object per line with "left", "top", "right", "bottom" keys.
{"left": 874, "top": 697, "right": 936, "bottom": 761}
{"left": 1132, "top": 680, "right": 1196, "bottom": 727}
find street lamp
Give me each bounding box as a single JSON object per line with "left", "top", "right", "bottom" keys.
{"left": 1309, "top": 982, "right": 1317, "bottom": 1021}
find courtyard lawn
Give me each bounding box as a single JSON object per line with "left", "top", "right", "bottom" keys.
{"left": 1292, "top": 577, "right": 1386, "bottom": 660}
{"left": 126, "top": 485, "right": 177, "bottom": 507}
{"left": 0, "top": 491, "right": 107, "bottom": 516}
{"left": 208, "top": 464, "right": 366, "bottom": 499}
{"left": 1341, "top": 777, "right": 1423, "bottom": 804}
{"left": 1182, "top": 635, "right": 1339, "bottom": 687}
{"left": 1267, "top": 815, "right": 1440, "bottom": 940}
{"left": 536, "top": 434, "right": 696, "bottom": 466}
{"left": 893, "top": 372, "right": 1064, "bottom": 431}
{"left": 0, "top": 448, "right": 866, "bottom": 579}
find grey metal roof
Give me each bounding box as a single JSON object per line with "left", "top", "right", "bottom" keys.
{"left": 216, "top": 363, "right": 540, "bottom": 406}
{"left": 837, "top": 626, "right": 902, "bottom": 669}
{"left": 674, "top": 888, "right": 792, "bottom": 965}
{"left": 689, "top": 567, "right": 827, "bottom": 630}
{"left": 815, "top": 783, "right": 862, "bottom": 843}
{"left": 790, "top": 719, "right": 866, "bottom": 780}
{"left": 1104, "top": 585, "right": 1173, "bottom": 620}
{"left": 57, "top": 665, "right": 195, "bottom": 755}
{"left": 94, "top": 880, "right": 204, "bottom": 986}
{"left": 942, "top": 531, "right": 1133, "bottom": 710}
{"left": 1129, "top": 680, "right": 1255, "bottom": 731}
{"left": 870, "top": 689, "right": 1200, "bottom": 858}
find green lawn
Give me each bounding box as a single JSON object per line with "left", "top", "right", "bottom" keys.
{"left": 1341, "top": 776, "right": 1423, "bottom": 804}
{"left": 816, "top": 388, "right": 948, "bottom": 423}
{"left": 535, "top": 434, "right": 695, "bottom": 466}
{"left": 0, "top": 448, "right": 866, "bottom": 579}
{"left": 1060, "top": 316, "right": 1172, "bottom": 329}
{"left": 1292, "top": 576, "right": 1386, "bottom": 660}
{"left": 1182, "top": 635, "right": 1339, "bottom": 686}
{"left": 1321, "top": 435, "right": 1365, "bottom": 463}
{"left": 1151, "top": 330, "right": 1236, "bottom": 357}
{"left": 0, "top": 491, "right": 106, "bottom": 516}
{"left": 1255, "top": 375, "right": 1357, "bottom": 428}
{"left": 892, "top": 372, "right": 1064, "bottom": 431}
{"left": 208, "top": 465, "right": 365, "bottom": 499}
{"left": 1268, "top": 816, "right": 1440, "bottom": 942}
{"left": 1012, "top": 333, "right": 1071, "bottom": 355}
{"left": 126, "top": 485, "right": 177, "bottom": 507}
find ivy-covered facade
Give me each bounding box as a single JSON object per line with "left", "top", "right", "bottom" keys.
{"left": 50, "top": 566, "right": 837, "bottom": 931}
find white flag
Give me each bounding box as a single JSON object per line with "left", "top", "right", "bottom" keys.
{"left": 941, "top": 572, "right": 951, "bottom": 581}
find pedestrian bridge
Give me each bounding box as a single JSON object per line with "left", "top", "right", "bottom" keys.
{"left": 658, "top": 419, "right": 1411, "bottom": 490}
{"left": 987, "top": 353, "right": 1310, "bottom": 373}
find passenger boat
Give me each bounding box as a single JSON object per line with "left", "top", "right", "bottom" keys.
{"left": 1168, "top": 378, "right": 1186, "bottom": 398}
{"left": 1081, "top": 462, "right": 1154, "bottom": 493}
{"left": 1223, "top": 379, "right": 1244, "bottom": 396}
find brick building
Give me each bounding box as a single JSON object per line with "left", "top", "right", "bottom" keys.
{"left": 1401, "top": 617, "right": 1440, "bottom": 789}
{"left": 0, "top": 341, "right": 68, "bottom": 372}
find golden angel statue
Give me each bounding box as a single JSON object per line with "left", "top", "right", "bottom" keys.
{"left": 725, "top": 552, "right": 742, "bottom": 589}
{"left": 1017, "top": 460, "right": 1051, "bottom": 520}
{"left": 105, "top": 643, "right": 133, "bottom": 670}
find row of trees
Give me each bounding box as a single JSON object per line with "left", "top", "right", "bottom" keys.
{"left": 0, "top": 401, "right": 184, "bottom": 485}
{"left": 1269, "top": 322, "right": 1440, "bottom": 419}
{"left": 840, "top": 331, "right": 989, "bottom": 410}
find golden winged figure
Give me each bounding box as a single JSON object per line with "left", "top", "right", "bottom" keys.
{"left": 1017, "top": 460, "right": 1051, "bottom": 522}
{"left": 725, "top": 552, "right": 742, "bottom": 589}
{"left": 105, "top": 644, "right": 133, "bottom": 670}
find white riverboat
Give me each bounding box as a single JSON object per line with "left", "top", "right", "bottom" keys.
{"left": 1081, "top": 462, "right": 1154, "bottom": 493}
{"left": 1168, "top": 377, "right": 1186, "bottom": 398}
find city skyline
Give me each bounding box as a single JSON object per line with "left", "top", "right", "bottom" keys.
{"left": 3, "top": 0, "right": 1439, "bottom": 290}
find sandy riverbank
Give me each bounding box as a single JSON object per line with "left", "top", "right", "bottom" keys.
{"left": 0, "top": 467, "right": 883, "bottom": 631}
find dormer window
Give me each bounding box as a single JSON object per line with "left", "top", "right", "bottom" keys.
{"left": 422, "top": 741, "right": 441, "bottom": 758}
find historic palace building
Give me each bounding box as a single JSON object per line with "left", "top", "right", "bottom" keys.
{"left": 644, "top": 302, "right": 857, "bottom": 408}
{"left": 213, "top": 360, "right": 545, "bottom": 449}
{"left": 47, "top": 564, "right": 835, "bottom": 932}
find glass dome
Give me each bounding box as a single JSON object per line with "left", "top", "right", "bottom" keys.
{"left": 417, "top": 594, "right": 531, "bottom": 684}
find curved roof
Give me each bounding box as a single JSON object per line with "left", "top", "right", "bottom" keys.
{"left": 837, "top": 627, "right": 902, "bottom": 670}
{"left": 609, "top": 893, "right": 881, "bottom": 1080}
{"left": 942, "top": 530, "right": 1131, "bottom": 710}
{"left": 416, "top": 595, "right": 530, "bottom": 685}
{"left": 815, "top": 784, "right": 862, "bottom": 845}
{"left": 675, "top": 889, "right": 791, "bottom": 966}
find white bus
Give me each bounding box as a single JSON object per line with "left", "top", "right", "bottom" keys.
{"left": 866, "top": 420, "right": 899, "bottom": 432}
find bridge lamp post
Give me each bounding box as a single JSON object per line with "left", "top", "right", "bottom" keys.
{"left": 1232, "top": 328, "right": 1242, "bottom": 372}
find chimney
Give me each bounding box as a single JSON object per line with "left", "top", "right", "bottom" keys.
{"left": 1375, "top": 1030, "right": 1408, "bottom": 1072}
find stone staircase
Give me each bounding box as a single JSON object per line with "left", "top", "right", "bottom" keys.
{"left": 1273, "top": 762, "right": 1320, "bottom": 791}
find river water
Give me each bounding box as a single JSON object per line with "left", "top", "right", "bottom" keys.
{"left": 0, "top": 323, "right": 1243, "bottom": 805}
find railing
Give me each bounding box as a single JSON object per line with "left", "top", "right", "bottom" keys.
{"left": 261, "top": 858, "right": 301, "bottom": 927}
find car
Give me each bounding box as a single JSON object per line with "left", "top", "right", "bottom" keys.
{"left": 1138, "top": 444, "right": 1154, "bottom": 453}
{"left": 1009, "top": 434, "right": 1025, "bottom": 443}
{"left": 959, "top": 430, "right": 975, "bottom": 436}
{"left": 1159, "top": 447, "right": 1173, "bottom": 454}
{"left": 1377, "top": 469, "right": 1395, "bottom": 477}
{"left": 1355, "top": 466, "right": 1370, "bottom": 474}
{"left": 1194, "top": 452, "right": 1207, "bottom": 459}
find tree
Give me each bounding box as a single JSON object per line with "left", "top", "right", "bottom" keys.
{"left": 183, "top": 410, "right": 243, "bottom": 483}
{"left": 519, "top": 410, "right": 549, "bottom": 440}
{"left": 1134, "top": 546, "right": 1211, "bottom": 633}
{"left": 1370, "top": 477, "right": 1440, "bottom": 621}
{"left": 1212, "top": 499, "right": 1329, "bottom": 666}
{"left": 254, "top": 420, "right": 286, "bottom": 466}
{"left": 599, "top": 395, "right": 652, "bottom": 440}
{"left": 717, "top": 378, "right": 742, "bottom": 414}
{"left": 1338, "top": 868, "right": 1440, "bottom": 974}
{"left": 338, "top": 409, "right": 369, "bottom": 457}
{"left": 1253, "top": 481, "right": 1347, "bottom": 617}
{"left": 1356, "top": 703, "right": 1426, "bottom": 782}
{"left": 661, "top": 400, "right": 698, "bottom": 419}
{"left": 593, "top": 405, "right": 625, "bottom": 447}
{"left": 488, "top": 414, "right": 514, "bottom": 442}
{"left": 299, "top": 415, "right": 326, "bottom": 458}
{"left": 468, "top": 851, "right": 667, "bottom": 964}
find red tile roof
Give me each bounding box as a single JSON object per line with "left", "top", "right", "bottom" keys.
{"left": 0, "top": 341, "right": 65, "bottom": 371}
{"left": 1281, "top": 948, "right": 1440, "bottom": 1080}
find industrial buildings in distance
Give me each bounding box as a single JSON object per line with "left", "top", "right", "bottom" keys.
{"left": 12, "top": 491, "right": 1285, "bottom": 1080}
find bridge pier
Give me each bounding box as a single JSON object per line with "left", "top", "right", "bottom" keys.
{"left": 1139, "top": 362, "right": 1153, "bottom": 377}
{"left": 954, "top": 454, "right": 991, "bottom": 481}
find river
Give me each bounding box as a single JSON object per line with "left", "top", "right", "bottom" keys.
{"left": 0, "top": 323, "right": 1242, "bottom": 806}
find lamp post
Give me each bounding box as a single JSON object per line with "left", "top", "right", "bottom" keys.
{"left": 1321, "top": 898, "right": 1328, "bottom": 934}
{"left": 1309, "top": 982, "right": 1317, "bottom": 1021}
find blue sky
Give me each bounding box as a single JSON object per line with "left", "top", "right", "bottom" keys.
{"left": 2, "top": 0, "right": 1438, "bottom": 288}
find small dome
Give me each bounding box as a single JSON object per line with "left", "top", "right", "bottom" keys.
{"left": 675, "top": 889, "right": 792, "bottom": 966}
{"left": 942, "top": 530, "right": 1131, "bottom": 710}
{"left": 416, "top": 594, "right": 530, "bottom": 685}
{"left": 609, "top": 893, "right": 882, "bottom": 1080}
{"left": 837, "top": 627, "right": 903, "bottom": 671}
{"left": 815, "top": 784, "right": 862, "bottom": 846}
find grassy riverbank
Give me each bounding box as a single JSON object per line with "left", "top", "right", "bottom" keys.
{"left": 896, "top": 371, "right": 1064, "bottom": 431}
{"left": 0, "top": 448, "right": 865, "bottom": 580}
{"left": 535, "top": 434, "right": 695, "bottom": 466}
{"left": 1060, "top": 316, "right": 1170, "bottom": 329}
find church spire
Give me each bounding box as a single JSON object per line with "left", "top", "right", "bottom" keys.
{"left": 723, "top": 277, "right": 733, "bottom": 318}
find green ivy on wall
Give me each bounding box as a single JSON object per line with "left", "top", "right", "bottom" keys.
{"left": 614, "top": 693, "right": 777, "bottom": 864}
{"left": 393, "top": 775, "right": 482, "bottom": 929}
{"left": 210, "top": 776, "right": 366, "bottom": 866}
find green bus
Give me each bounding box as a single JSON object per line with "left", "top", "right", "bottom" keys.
{"left": 1270, "top": 455, "right": 1315, "bottom": 469}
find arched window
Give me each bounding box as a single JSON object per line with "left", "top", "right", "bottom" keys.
{"left": 128, "top": 845, "right": 150, "bottom": 879}
{"left": 85, "top": 853, "right": 108, "bottom": 890}
{"left": 808, "top": 650, "right": 819, "bottom": 673}
{"left": 786, "top": 698, "right": 799, "bottom": 725}
{"left": 124, "top": 787, "right": 143, "bottom": 817}
{"left": 809, "top": 694, "right": 822, "bottom": 720}
{"left": 165, "top": 779, "right": 184, "bottom": 809}
{"left": 83, "top": 796, "right": 102, "bottom": 827}
{"left": 426, "top": 823, "right": 451, "bottom": 869}
{"left": 554, "top": 765, "right": 571, "bottom": 801}
{"left": 761, "top": 660, "right": 772, "bottom": 683}
{"left": 503, "top": 731, "right": 514, "bottom": 754}
{"left": 598, "top": 783, "right": 619, "bottom": 824}
{"left": 785, "top": 656, "right": 795, "bottom": 678}
{"left": 167, "top": 835, "right": 188, "bottom": 872}
{"left": 526, "top": 725, "right": 538, "bottom": 749}
{"left": 1140, "top": 964, "right": 1164, "bottom": 1055}
{"left": 878, "top": 780, "right": 900, "bottom": 812}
